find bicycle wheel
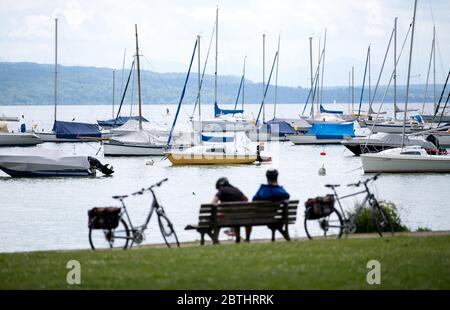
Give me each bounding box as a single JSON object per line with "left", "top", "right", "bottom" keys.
{"left": 89, "top": 218, "right": 130, "bottom": 250}
{"left": 158, "top": 213, "right": 180, "bottom": 248}
{"left": 304, "top": 209, "right": 344, "bottom": 240}
{"left": 371, "top": 204, "right": 394, "bottom": 237}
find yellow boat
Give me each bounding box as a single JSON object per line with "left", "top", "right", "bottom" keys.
{"left": 166, "top": 144, "right": 257, "bottom": 165}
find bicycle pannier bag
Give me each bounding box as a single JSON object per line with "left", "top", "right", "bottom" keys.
{"left": 88, "top": 207, "right": 121, "bottom": 229}
{"left": 304, "top": 195, "right": 335, "bottom": 220}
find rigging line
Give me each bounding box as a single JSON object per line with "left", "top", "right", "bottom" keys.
{"left": 369, "top": 26, "right": 395, "bottom": 110}
{"left": 141, "top": 54, "right": 173, "bottom": 93}
{"left": 434, "top": 32, "right": 446, "bottom": 81}
{"left": 422, "top": 35, "right": 435, "bottom": 114}
{"left": 358, "top": 45, "right": 370, "bottom": 119}
{"left": 437, "top": 91, "right": 450, "bottom": 127}
{"left": 364, "top": 24, "right": 412, "bottom": 149}
{"left": 192, "top": 24, "right": 216, "bottom": 117}
{"left": 301, "top": 48, "right": 325, "bottom": 115}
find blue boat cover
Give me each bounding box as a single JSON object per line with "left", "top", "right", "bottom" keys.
{"left": 262, "top": 120, "right": 297, "bottom": 136}
{"left": 52, "top": 121, "right": 101, "bottom": 139}
{"left": 202, "top": 134, "right": 234, "bottom": 143}
{"left": 97, "top": 116, "right": 149, "bottom": 127}
{"left": 306, "top": 123, "right": 355, "bottom": 139}
{"left": 214, "top": 102, "right": 244, "bottom": 117}
{"left": 320, "top": 104, "right": 343, "bottom": 115}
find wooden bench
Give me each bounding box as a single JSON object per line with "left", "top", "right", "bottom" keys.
{"left": 185, "top": 200, "right": 299, "bottom": 245}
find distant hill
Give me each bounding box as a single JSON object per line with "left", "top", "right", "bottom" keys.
{"left": 0, "top": 62, "right": 442, "bottom": 105}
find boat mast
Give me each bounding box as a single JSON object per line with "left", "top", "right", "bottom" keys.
{"left": 368, "top": 43, "right": 371, "bottom": 110}
{"left": 112, "top": 69, "right": 115, "bottom": 118}
{"left": 316, "top": 38, "right": 321, "bottom": 114}
{"left": 214, "top": 6, "right": 218, "bottom": 107}
{"left": 262, "top": 33, "right": 266, "bottom": 123}
{"left": 309, "top": 37, "right": 314, "bottom": 117}
{"left": 273, "top": 34, "right": 280, "bottom": 118}
{"left": 348, "top": 70, "right": 351, "bottom": 114}
{"left": 352, "top": 66, "right": 354, "bottom": 113}
{"left": 198, "top": 35, "right": 202, "bottom": 144}
{"left": 394, "top": 17, "right": 397, "bottom": 120}
{"left": 54, "top": 18, "right": 58, "bottom": 123}
{"left": 320, "top": 29, "right": 327, "bottom": 107}
{"left": 402, "top": 0, "right": 417, "bottom": 148}
{"left": 135, "top": 24, "right": 143, "bottom": 130}
{"left": 433, "top": 26, "right": 436, "bottom": 112}
{"left": 242, "top": 56, "right": 246, "bottom": 110}
{"left": 422, "top": 26, "right": 434, "bottom": 115}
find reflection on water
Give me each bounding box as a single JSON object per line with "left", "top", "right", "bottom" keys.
{"left": 0, "top": 104, "right": 448, "bottom": 252}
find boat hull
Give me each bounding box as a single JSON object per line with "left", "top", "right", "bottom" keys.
{"left": 0, "top": 155, "right": 93, "bottom": 177}
{"left": 37, "top": 132, "right": 103, "bottom": 143}
{"left": 361, "top": 153, "right": 450, "bottom": 173}
{"left": 286, "top": 134, "right": 344, "bottom": 145}
{"left": 0, "top": 133, "right": 43, "bottom": 146}
{"left": 363, "top": 122, "right": 426, "bottom": 134}
{"left": 166, "top": 153, "right": 257, "bottom": 165}
{"left": 104, "top": 141, "right": 165, "bottom": 156}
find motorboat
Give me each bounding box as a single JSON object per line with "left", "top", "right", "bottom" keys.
{"left": 360, "top": 146, "right": 450, "bottom": 173}
{"left": 0, "top": 153, "right": 114, "bottom": 177}
{"left": 342, "top": 132, "right": 438, "bottom": 156}
{"left": 0, "top": 122, "right": 43, "bottom": 146}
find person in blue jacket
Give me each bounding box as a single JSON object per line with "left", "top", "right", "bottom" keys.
{"left": 253, "top": 169, "right": 290, "bottom": 201}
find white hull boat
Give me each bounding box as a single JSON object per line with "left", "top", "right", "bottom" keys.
{"left": 103, "top": 130, "right": 166, "bottom": 156}
{"left": 0, "top": 154, "right": 114, "bottom": 177}
{"left": 104, "top": 140, "right": 165, "bottom": 156}
{"left": 363, "top": 120, "right": 427, "bottom": 134}
{"left": 361, "top": 146, "right": 450, "bottom": 173}
{"left": 286, "top": 134, "right": 349, "bottom": 145}
{"left": 0, "top": 132, "right": 43, "bottom": 146}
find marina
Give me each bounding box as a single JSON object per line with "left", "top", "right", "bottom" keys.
{"left": 0, "top": 103, "right": 449, "bottom": 253}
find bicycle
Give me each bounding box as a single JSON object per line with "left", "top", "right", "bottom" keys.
{"left": 89, "top": 178, "right": 180, "bottom": 250}
{"left": 304, "top": 174, "right": 394, "bottom": 239}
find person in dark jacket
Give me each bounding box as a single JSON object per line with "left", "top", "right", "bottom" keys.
{"left": 212, "top": 177, "right": 250, "bottom": 242}
{"left": 253, "top": 169, "right": 290, "bottom": 201}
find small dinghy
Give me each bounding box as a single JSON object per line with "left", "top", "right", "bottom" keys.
{"left": 0, "top": 153, "right": 114, "bottom": 177}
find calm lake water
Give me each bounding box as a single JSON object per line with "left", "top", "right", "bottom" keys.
{"left": 0, "top": 103, "right": 448, "bottom": 253}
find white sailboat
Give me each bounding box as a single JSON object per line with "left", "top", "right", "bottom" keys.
{"left": 166, "top": 35, "right": 259, "bottom": 166}
{"left": 190, "top": 7, "right": 255, "bottom": 133}
{"left": 36, "top": 18, "right": 103, "bottom": 143}
{"left": 361, "top": 0, "right": 450, "bottom": 174}
{"left": 104, "top": 25, "right": 166, "bottom": 156}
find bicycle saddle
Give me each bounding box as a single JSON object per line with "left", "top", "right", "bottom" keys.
{"left": 325, "top": 184, "right": 340, "bottom": 188}
{"left": 112, "top": 195, "right": 128, "bottom": 200}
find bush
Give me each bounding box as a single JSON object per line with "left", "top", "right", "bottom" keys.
{"left": 347, "top": 201, "right": 409, "bottom": 233}
{"left": 416, "top": 227, "right": 432, "bottom": 232}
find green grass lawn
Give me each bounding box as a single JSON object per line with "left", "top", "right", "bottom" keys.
{"left": 0, "top": 235, "right": 449, "bottom": 289}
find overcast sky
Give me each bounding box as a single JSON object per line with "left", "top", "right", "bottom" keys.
{"left": 0, "top": 0, "right": 448, "bottom": 87}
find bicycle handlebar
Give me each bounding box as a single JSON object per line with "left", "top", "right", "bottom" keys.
{"left": 347, "top": 174, "right": 381, "bottom": 188}
{"left": 131, "top": 178, "right": 169, "bottom": 196}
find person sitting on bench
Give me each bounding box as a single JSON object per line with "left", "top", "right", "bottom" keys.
{"left": 212, "top": 177, "right": 250, "bottom": 241}
{"left": 253, "top": 169, "right": 290, "bottom": 201}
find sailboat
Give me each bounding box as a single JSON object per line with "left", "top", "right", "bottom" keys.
{"left": 36, "top": 18, "right": 103, "bottom": 143}
{"left": 190, "top": 7, "right": 255, "bottom": 133}
{"left": 361, "top": 0, "right": 450, "bottom": 173}
{"left": 166, "top": 35, "right": 258, "bottom": 166}
{"left": 104, "top": 25, "right": 167, "bottom": 156}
